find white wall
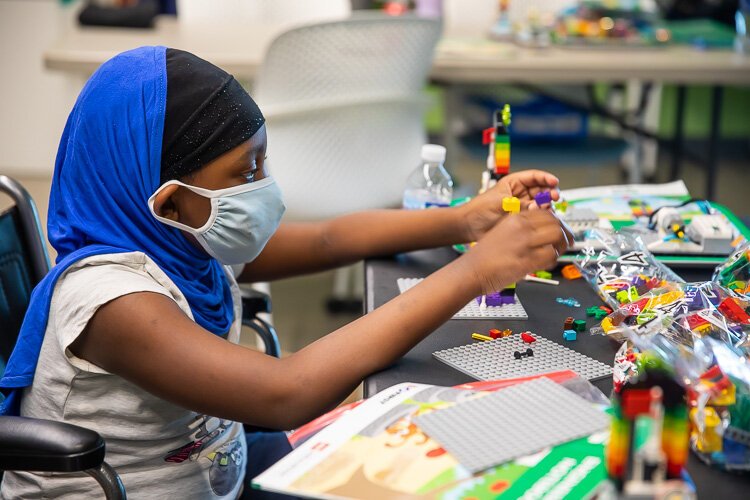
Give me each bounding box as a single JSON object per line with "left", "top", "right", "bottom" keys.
{"left": 0, "top": 0, "right": 83, "bottom": 179}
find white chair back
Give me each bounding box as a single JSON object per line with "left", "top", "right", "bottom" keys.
{"left": 255, "top": 15, "right": 441, "bottom": 220}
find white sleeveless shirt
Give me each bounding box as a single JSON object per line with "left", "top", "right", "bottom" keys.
{"left": 1, "top": 252, "right": 246, "bottom": 499}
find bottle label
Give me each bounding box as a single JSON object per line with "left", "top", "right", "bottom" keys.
{"left": 424, "top": 202, "right": 450, "bottom": 208}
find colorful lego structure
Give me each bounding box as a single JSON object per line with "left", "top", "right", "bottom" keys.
{"left": 480, "top": 105, "right": 512, "bottom": 193}
{"left": 606, "top": 355, "right": 690, "bottom": 496}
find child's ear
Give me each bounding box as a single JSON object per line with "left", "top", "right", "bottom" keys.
{"left": 152, "top": 184, "right": 181, "bottom": 221}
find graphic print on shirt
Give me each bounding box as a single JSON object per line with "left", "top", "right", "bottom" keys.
{"left": 164, "top": 417, "right": 233, "bottom": 463}
{"left": 207, "top": 438, "right": 244, "bottom": 496}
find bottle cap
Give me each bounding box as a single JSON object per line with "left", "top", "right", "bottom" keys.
{"left": 421, "top": 144, "right": 446, "bottom": 164}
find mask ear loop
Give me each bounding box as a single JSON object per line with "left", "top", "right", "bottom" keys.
{"left": 147, "top": 180, "right": 221, "bottom": 240}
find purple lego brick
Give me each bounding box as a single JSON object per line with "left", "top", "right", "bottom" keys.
{"left": 486, "top": 292, "right": 503, "bottom": 307}
{"left": 474, "top": 291, "right": 516, "bottom": 307}
{"left": 534, "top": 191, "right": 552, "bottom": 206}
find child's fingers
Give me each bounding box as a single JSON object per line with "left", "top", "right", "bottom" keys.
{"left": 520, "top": 170, "right": 559, "bottom": 189}
{"left": 527, "top": 214, "right": 573, "bottom": 251}
{"left": 528, "top": 245, "right": 559, "bottom": 270}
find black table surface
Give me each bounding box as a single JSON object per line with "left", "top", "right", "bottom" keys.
{"left": 363, "top": 247, "right": 749, "bottom": 499}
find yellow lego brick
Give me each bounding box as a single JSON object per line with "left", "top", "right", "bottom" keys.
{"left": 502, "top": 196, "right": 520, "bottom": 213}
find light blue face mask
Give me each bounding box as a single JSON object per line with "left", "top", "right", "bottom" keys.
{"left": 149, "top": 177, "right": 286, "bottom": 265}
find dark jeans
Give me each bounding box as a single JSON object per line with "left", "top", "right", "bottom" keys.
{"left": 241, "top": 432, "right": 302, "bottom": 500}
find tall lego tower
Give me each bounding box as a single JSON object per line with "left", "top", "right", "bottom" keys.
{"left": 480, "top": 104, "right": 511, "bottom": 193}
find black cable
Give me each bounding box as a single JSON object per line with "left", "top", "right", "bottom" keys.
{"left": 647, "top": 198, "right": 711, "bottom": 229}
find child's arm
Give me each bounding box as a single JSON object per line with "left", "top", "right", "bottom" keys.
{"left": 71, "top": 210, "right": 571, "bottom": 430}
{"left": 239, "top": 170, "right": 560, "bottom": 282}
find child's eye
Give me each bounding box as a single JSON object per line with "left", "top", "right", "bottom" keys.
{"left": 245, "top": 170, "right": 258, "bottom": 182}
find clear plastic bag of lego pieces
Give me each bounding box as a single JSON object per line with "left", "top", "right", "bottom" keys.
{"left": 714, "top": 241, "right": 750, "bottom": 297}
{"left": 623, "top": 325, "right": 750, "bottom": 472}
{"left": 594, "top": 281, "right": 750, "bottom": 350}
{"left": 668, "top": 282, "right": 750, "bottom": 352}
{"left": 591, "top": 281, "right": 687, "bottom": 343}
{"left": 576, "top": 229, "right": 684, "bottom": 311}
{"left": 685, "top": 340, "right": 750, "bottom": 472}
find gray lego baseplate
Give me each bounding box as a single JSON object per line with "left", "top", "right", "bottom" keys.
{"left": 432, "top": 332, "right": 612, "bottom": 382}
{"left": 414, "top": 377, "right": 610, "bottom": 473}
{"left": 397, "top": 278, "right": 528, "bottom": 320}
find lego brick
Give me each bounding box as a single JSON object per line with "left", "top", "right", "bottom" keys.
{"left": 563, "top": 330, "right": 577, "bottom": 341}
{"left": 534, "top": 191, "right": 552, "bottom": 206}
{"left": 501, "top": 197, "right": 520, "bottom": 213}
{"left": 535, "top": 271, "right": 552, "bottom": 280}
{"left": 414, "top": 377, "right": 609, "bottom": 473}
{"left": 494, "top": 134, "right": 510, "bottom": 144}
{"left": 561, "top": 265, "right": 582, "bottom": 280}
{"left": 586, "top": 306, "right": 609, "bottom": 319}
{"left": 563, "top": 317, "right": 574, "bottom": 330}
{"left": 397, "top": 278, "right": 528, "bottom": 320}
{"left": 477, "top": 291, "right": 504, "bottom": 307}
{"left": 572, "top": 319, "right": 587, "bottom": 333}
{"left": 520, "top": 331, "right": 535, "bottom": 343}
{"left": 432, "top": 332, "right": 612, "bottom": 382}
{"left": 718, "top": 298, "right": 750, "bottom": 324}
{"left": 556, "top": 297, "right": 581, "bottom": 307}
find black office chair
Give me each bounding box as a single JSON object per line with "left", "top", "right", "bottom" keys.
{"left": 0, "top": 175, "right": 281, "bottom": 498}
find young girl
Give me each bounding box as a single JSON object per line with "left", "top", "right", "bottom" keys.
{"left": 0, "top": 46, "right": 571, "bottom": 499}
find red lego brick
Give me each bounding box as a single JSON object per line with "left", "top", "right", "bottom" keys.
{"left": 719, "top": 298, "right": 750, "bottom": 324}
{"left": 520, "top": 332, "right": 536, "bottom": 343}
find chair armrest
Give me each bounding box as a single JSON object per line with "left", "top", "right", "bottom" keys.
{"left": 0, "top": 416, "right": 105, "bottom": 472}
{"left": 241, "top": 289, "right": 272, "bottom": 317}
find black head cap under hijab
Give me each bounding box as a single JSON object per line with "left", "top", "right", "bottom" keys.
{"left": 161, "top": 48, "right": 265, "bottom": 184}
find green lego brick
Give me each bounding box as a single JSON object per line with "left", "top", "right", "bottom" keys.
{"left": 573, "top": 319, "right": 587, "bottom": 333}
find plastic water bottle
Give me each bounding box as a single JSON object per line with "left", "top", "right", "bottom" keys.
{"left": 402, "top": 144, "right": 453, "bottom": 210}
{"left": 736, "top": 0, "right": 750, "bottom": 54}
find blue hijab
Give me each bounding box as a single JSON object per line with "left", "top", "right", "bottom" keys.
{"left": 0, "top": 46, "right": 234, "bottom": 414}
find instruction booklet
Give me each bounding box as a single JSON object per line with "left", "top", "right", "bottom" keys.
{"left": 252, "top": 379, "right": 609, "bottom": 499}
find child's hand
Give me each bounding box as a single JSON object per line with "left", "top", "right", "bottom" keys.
{"left": 458, "top": 170, "right": 560, "bottom": 242}
{"left": 462, "top": 210, "right": 573, "bottom": 295}
{"left": 497, "top": 170, "right": 560, "bottom": 209}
